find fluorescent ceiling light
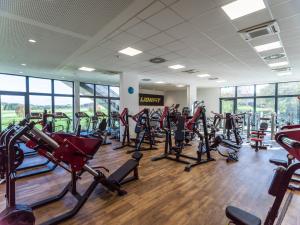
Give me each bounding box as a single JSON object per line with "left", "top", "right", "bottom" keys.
{"left": 155, "top": 81, "right": 165, "bottom": 84}
{"left": 176, "top": 84, "right": 185, "bottom": 87}
{"left": 216, "top": 80, "right": 226, "bottom": 83}
{"left": 254, "top": 41, "right": 282, "bottom": 52}
{"left": 197, "top": 74, "right": 210, "bottom": 78}
{"left": 28, "top": 39, "right": 37, "bottom": 43}
{"left": 277, "top": 71, "right": 292, "bottom": 76}
{"left": 119, "top": 47, "right": 142, "bottom": 56}
{"left": 168, "top": 64, "right": 185, "bottom": 70}
{"left": 268, "top": 61, "right": 289, "bottom": 68}
{"left": 78, "top": 66, "right": 96, "bottom": 72}
{"left": 21, "top": 63, "right": 26, "bottom": 66}
{"left": 221, "top": 0, "right": 266, "bottom": 20}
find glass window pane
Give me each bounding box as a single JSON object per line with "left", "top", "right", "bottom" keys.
{"left": 80, "top": 97, "right": 94, "bottom": 116}
{"left": 237, "top": 98, "right": 254, "bottom": 113}
{"left": 96, "top": 98, "right": 109, "bottom": 115}
{"left": 110, "top": 86, "right": 119, "bottom": 97}
{"left": 256, "top": 84, "right": 275, "bottom": 96}
{"left": 111, "top": 99, "right": 120, "bottom": 112}
{"left": 29, "top": 78, "right": 51, "bottom": 93}
{"left": 278, "top": 97, "right": 300, "bottom": 125}
{"left": 95, "top": 85, "right": 108, "bottom": 97}
{"left": 1, "top": 95, "right": 25, "bottom": 130}
{"left": 221, "top": 87, "right": 235, "bottom": 98}
{"left": 0, "top": 74, "right": 26, "bottom": 92}
{"left": 278, "top": 82, "right": 300, "bottom": 95}
{"left": 54, "top": 80, "right": 73, "bottom": 95}
{"left": 80, "top": 83, "right": 94, "bottom": 96}
{"left": 237, "top": 85, "right": 254, "bottom": 97}
{"left": 30, "top": 95, "right": 52, "bottom": 113}
{"left": 256, "top": 98, "right": 275, "bottom": 117}
{"left": 54, "top": 97, "right": 73, "bottom": 132}
{"left": 221, "top": 99, "right": 234, "bottom": 114}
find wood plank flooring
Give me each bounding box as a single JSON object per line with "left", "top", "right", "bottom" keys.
{"left": 0, "top": 139, "right": 299, "bottom": 225}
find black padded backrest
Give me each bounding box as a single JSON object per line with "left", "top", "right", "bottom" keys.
{"left": 98, "top": 119, "right": 107, "bottom": 131}
{"left": 260, "top": 122, "right": 268, "bottom": 131}
{"left": 175, "top": 116, "right": 185, "bottom": 141}
{"left": 268, "top": 166, "right": 286, "bottom": 196}
{"left": 225, "top": 113, "right": 232, "bottom": 129}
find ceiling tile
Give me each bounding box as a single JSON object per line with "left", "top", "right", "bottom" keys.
{"left": 165, "top": 22, "right": 201, "bottom": 39}
{"left": 111, "top": 31, "right": 140, "bottom": 45}
{"left": 147, "top": 32, "right": 174, "bottom": 46}
{"left": 277, "top": 14, "right": 300, "bottom": 32}
{"left": 127, "top": 22, "right": 160, "bottom": 39}
{"left": 148, "top": 47, "right": 170, "bottom": 56}
{"left": 271, "top": 0, "right": 300, "bottom": 20}
{"left": 162, "top": 52, "right": 181, "bottom": 61}
{"left": 137, "top": 1, "right": 165, "bottom": 20}
{"left": 204, "top": 22, "right": 237, "bottom": 42}
{"left": 171, "top": 0, "right": 217, "bottom": 20}
{"left": 120, "top": 17, "right": 141, "bottom": 30}
{"left": 164, "top": 40, "right": 186, "bottom": 51}
{"left": 146, "top": 8, "right": 184, "bottom": 31}
{"left": 132, "top": 40, "right": 157, "bottom": 51}
{"left": 160, "top": 0, "right": 178, "bottom": 6}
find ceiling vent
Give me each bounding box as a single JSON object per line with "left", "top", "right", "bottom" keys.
{"left": 209, "top": 77, "right": 219, "bottom": 80}
{"left": 272, "top": 67, "right": 291, "bottom": 72}
{"left": 264, "top": 53, "right": 285, "bottom": 60}
{"left": 149, "top": 58, "right": 166, "bottom": 63}
{"left": 141, "top": 78, "right": 151, "bottom": 82}
{"left": 182, "top": 69, "right": 200, "bottom": 74}
{"left": 239, "top": 20, "right": 280, "bottom": 41}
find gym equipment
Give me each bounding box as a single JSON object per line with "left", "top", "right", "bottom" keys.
{"left": 0, "top": 121, "right": 143, "bottom": 225}
{"left": 152, "top": 104, "right": 215, "bottom": 172}
{"left": 74, "top": 112, "right": 91, "bottom": 136}
{"left": 250, "top": 117, "right": 270, "bottom": 152}
{"left": 52, "top": 112, "right": 72, "bottom": 133}
{"left": 226, "top": 127, "right": 300, "bottom": 225}
{"left": 91, "top": 112, "right": 111, "bottom": 145}
{"left": 109, "top": 111, "right": 120, "bottom": 140}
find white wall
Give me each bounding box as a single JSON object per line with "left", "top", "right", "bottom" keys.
{"left": 197, "top": 87, "right": 220, "bottom": 117}
{"left": 164, "top": 90, "right": 187, "bottom": 111}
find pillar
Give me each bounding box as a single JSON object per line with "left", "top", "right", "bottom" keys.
{"left": 119, "top": 72, "right": 140, "bottom": 138}
{"left": 187, "top": 83, "right": 197, "bottom": 112}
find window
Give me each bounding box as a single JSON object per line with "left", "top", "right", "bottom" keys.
{"left": 110, "top": 99, "right": 120, "bottom": 112}
{"left": 54, "top": 96, "right": 73, "bottom": 132}
{"left": 80, "top": 83, "right": 94, "bottom": 96}
{"left": 80, "top": 97, "right": 94, "bottom": 116}
{"left": 256, "top": 98, "right": 275, "bottom": 117}
{"left": 256, "top": 84, "right": 275, "bottom": 96}
{"left": 29, "top": 95, "right": 52, "bottom": 113}
{"left": 29, "top": 77, "right": 52, "bottom": 93}
{"left": 1, "top": 95, "right": 25, "bottom": 130}
{"left": 95, "top": 85, "right": 108, "bottom": 97}
{"left": 54, "top": 80, "right": 73, "bottom": 95}
{"left": 110, "top": 86, "right": 119, "bottom": 97}
{"left": 237, "top": 98, "right": 254, "bottom": 113}
{"left": 221, "top": 99, "right": 234, "bottom": 114}
{"left": 278, "top": 97, "right": 300, "bottom": 125}
{"left": 0, "top": 74, "right": 26, "bottom": 92}
{"left": 96, "top": 98, "right": 109, "bottom": 115}
{"left": 221, "top": 87, "right": 235, "bottom": 98}
{"left": 278, "top": 82, "right": 300, "bottom": 95}
{"left": 237, "top": 85, "right": 254, "bottom": 97}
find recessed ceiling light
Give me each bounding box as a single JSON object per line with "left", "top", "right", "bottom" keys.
{"left": 78, "top": 67, "right": 96, "bottom": 72}
{"left": 21, "top": 63, "right": 26, "bottom": 66}
{"left": 62, "top": 76, "right": 65, "bottom": 79}
{"left": 197, "top": 74, "right": 211, "bottom": 78}
{"left": 254, "top": 41, "right": 282, "bottom": 52}
{"left": 277, "top": 71, "right": 292, "bottom": 76}
{"left": 221, "top": 0, "right": 266, "bottom": 20}
{"left": 268, "top": 61, "right": 289, "bottom": 68}
{"left": 168, "top": 64, "right": 185, "bottom": 70}
{"left": 28, "top": 39, "right": 37, "bottom": 43}
{"left": 176, "top": 84, "right": 185, "bottom": 87}
{"left": 155, "top": 81, "right": 166, "bottom": 84}
{"left": 19, "top": 71, "right": 23, "bottom": 74}
{"left": 216, "top": 80, "right": 226, "bottom": 83}
{"left": 119, "top": 47, "right": 142, "bottom": 56}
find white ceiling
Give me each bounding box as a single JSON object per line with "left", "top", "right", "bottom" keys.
{"left": 0, "top": 0, "right": 300, "bottom": 89}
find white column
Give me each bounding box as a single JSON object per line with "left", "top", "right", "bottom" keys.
{"left": 73, "top": 80, "right": 80, "bottom": 128}
{"left": 119, "top": 73, "right": 140, "bottom": 138}
{"left": 187, "top": 84, "right": 197, "bottom": 112}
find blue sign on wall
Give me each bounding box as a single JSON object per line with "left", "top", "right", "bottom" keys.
{"left": 128, "top": 87, "right": 134, "bottom": 94}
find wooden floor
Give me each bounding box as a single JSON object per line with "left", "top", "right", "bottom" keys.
{"left": 0, "top": 138, "right": 299, "bottom": 225}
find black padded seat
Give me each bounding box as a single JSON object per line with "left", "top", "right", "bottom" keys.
{"left": 269, "top": 159, "right": 288, "bottom": 167}
{"left": 226, "top": 206, "right": 261, "bottom": 225}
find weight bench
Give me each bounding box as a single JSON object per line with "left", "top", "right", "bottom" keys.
{"left": 226, "top": 206, "right": 261, "bottom": 225}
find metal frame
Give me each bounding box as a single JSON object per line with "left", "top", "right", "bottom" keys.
{"left": 0, "top": 73, "right": 74, "bottom": 131}
{"left": 220, "top": 82, "right": 300, "bottom": 123}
